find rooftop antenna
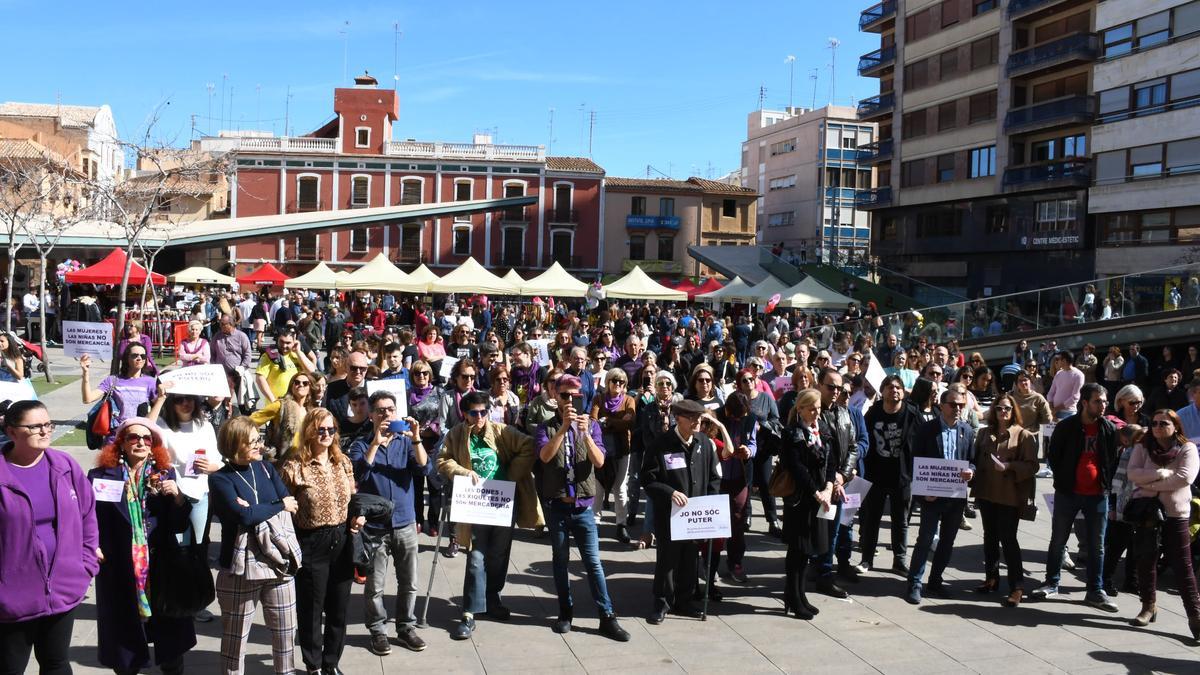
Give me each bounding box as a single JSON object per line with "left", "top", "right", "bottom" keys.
{"left": 393, "top": 22, "right": 401, "bottom": 91}
{"left": 548, "top": 108, "right": 555, "bottom": 155}
{"left": 785, "top": 55, "right": 796, "bottom": 111}
{"left": 340, "top": 20, "right": 351, "bottom": 84}
{"left": 758, "top": 84, "right": 766, "bottom": 111}
{"left": 255, "top": 84, "right": 261, "bottom": 128}
{"left": 284, "top": 85, "right": 292, "bottom": 137}
{"left": 809, "top": 68, "right": 819, "bottom": 110}
{"left": 220, "top": 74, "right": 228, "bottom": 131}
{"left": 827, "top": 37, "right": 841, "bottom": 106}
{"left": 588, "top": 110, "right": 596, "bottom": 158}
{"left": 206, "top": 83, "right": 214, "bottom": 132}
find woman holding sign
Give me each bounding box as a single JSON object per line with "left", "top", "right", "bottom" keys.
{"left": 81, "top": 345, "right": 159, "bottom": 441}
{"left": 777, "top": 388, "right": 833, "bottom": 620}
{"left": 0, "top": 400, "right": 98, "bottom": 675}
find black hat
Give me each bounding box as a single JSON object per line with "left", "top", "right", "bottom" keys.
{"left": 670, "top": 399, "right": 706, "bottom": 417}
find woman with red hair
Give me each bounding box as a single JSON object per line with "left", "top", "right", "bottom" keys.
{"left": 88, "top": 417, "right": 195, "bottom": 674}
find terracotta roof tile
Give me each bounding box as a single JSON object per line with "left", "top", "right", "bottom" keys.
{"left": 0, "top": 102, "right": 102, "bottom": 129}
{"left": 686, "top": 177, "right": 757, "bottom": 194}
{"left": 122, "top": 173, "right": 221, "bottom": 196}
{"left": 0, "top": 138, "right": 72, "bottom": 167}
{"left": 606, "top": 176, "right": 759, "bottom": 196}
{"left": 546, "top": 156, "right": 604, "bottom": 174}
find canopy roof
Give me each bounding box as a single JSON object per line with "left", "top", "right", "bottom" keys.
{"left": 237, "top": 262, "right": 290, "bottom": 286}
{"left": 777, "top": 276, "right": 859, "bottom": 310}
{"left": 335, "top": 254, "right": 409, "bottom": 291}
{"left": 392, "top": 264, "right": 439, "bottom": 294}
{"left": 742, "top": 274, "right": 791, "bottom": 303}
{"left": 169, "top": 266, "right": 235, "bottom": 286}
{"left": 670, "top": 278, "right": 699, "bottom": 295}
{"left": 65, "top": 248, "right": 166, "bottom": 286}
{"left": 430, "top": 257, "right": 519, "bottom": 295}
{"left": 284, "top": 261, "right": 339, "bottom": 290}
{"left": 696, "top": 276, "right": 754, "bottom": 302}
{"left": 520, "top": 262, "right": 589, "bottom": 297}
{"left": 502, "top": 269, "right": 525, "bottom": 287}
{"left": 604, "top": 265, "right": 688, "bottom": 300}
{"left": 692, "top": 277, "right": 724, "bottom": 298}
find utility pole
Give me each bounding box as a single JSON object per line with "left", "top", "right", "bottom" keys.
{"left": 785, "top": 55, "right": 796, "bottom": 111}
{"left": 587, "top": 110, "right": 596, "bottom": 157}
{"left": 828, "top": 37, "right": 841, "bottom": 107}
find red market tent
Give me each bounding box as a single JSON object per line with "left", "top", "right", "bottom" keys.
{"left": 671, "top": 278, "right": 699, "bottom": 296}
{"left": 237, "top": 262, "right": 291, "bottom": 286}
{"left": 65, "top": 248, "right": 166, "bottom": 286}
{"left": 691, "top": 277, "right": 724, "bottom": 299}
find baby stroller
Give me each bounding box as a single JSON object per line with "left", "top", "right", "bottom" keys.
{"left": 3, "top": 330, "right": 45, "bottom": 374}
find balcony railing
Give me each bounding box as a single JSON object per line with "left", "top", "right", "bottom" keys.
{"left": 548, "top": 208, "right": 579, "bottom": 224}
{"left": 1003, "top": 159, "right": 1091, "bottom": 191}
{"left": 859, "top": 1, "right": 896, "bottom": 32}
{"left": 1008, "top": 0, "right": 1070, "bottom": 20}
{"left": 200, "top": 136, "right": 339, "bottom": 154}
{"left": 857, "top": 92, "right": 895, "bottom": 120}
{"left": 858, "top": 138, "right": 893, "bottom": 164}
{"left": 858, "top": 46, "right": 895, "bottom": 77}
{"left": 395, "top": 249, "right": 427, "bottom": 266}
{"left": 1007, "top": 33, "right": 1098, "bottom": 78}
{"left": 285, "top": 243, "right": 321, "bottom": 261}
{"left": 498, "top": 205, "right": 532, "bottom": 223}
{"left": 497, "top": 251, "right": 526, "bottom": 268}
{"left": 385, "top": 140, "right": 545, "bottom": 162}
{"left": 1005, "top": 95, "right": 1094, "bottom": 134}
{"left": 855, "top": 186, "right": 892, "bottom": 209}
{"left": 626, "top": 215, "right": 681, "bottom": 230}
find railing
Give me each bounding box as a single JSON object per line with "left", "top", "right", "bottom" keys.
{"left": 858, "top": 138, "right": 893, "bottom": 163}
{"left": 398, "top": 193, "right": 422, "bottom": 206}
{"left": 626, "top": 215, "right": 681, "bottom": 230}
{"left": 384, "top": 140, "right": 546, "bottom": 162}
{"left": 395, "top": 249, "right": 427, "bottom": 265}
{"left": 1007, "top": 33, "right": 1098, "bottom": 77}
{"left": 498, "top": 205, "right": 532, "bottom": 223}
{"left": 207, "top": 136, "right": 338, "bottom": 153}
{"left": 1003, "top": 159, "right": 1091, "bottom": 189}
{"left": 293, "top": 200, "right": 321, "bottom": 213}
{"left": 855, "top": 186, "right": 892, "bottom": 208}
{"left": 858, "top": 46, "right": 895, "bottom": 76}
{"left": 857, "top": 92, "right": 895, "bottom": 119}
{"left": 552, "top": 255, "right": 584, "bottom": 269}
{"left": 859, "top": 0, "right": 896, "bottom": 31}
{"left": 1005, "top": 95, "right": 1094, "bottom": 133}
{"left": 1098, "top": 93, "right": 1200, "bottom": 124}
{"left": 1008, "top": 0, "right": 1068, "bottom": 19}
{"left": 547, "top": 208, "right": 579, "bottom": 224}
{"left": 496, "top": 251, "right": 525, "bottom": 268}
{"left": 285, "top": 243, "right": 321, "bottom": 261}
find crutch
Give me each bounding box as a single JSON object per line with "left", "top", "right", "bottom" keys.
{"left": 701, "top": 538, "right": 714, "bottom": 621}
{"left": 417, "top": 488, "right": 451, "bottom": 628}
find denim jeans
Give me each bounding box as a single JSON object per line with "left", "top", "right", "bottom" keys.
{"left": 1044, "top": 491, "right": 1107, "bottom": 593}
{"left": 908, "top": 497, "right": 967, "bottom": 587}
{"left": 462, "top": 524, "right": 514, "bottom": 614}
{"left": 815, "top": 501, "right": 854, "bottom": 577}
{"left": 546, "top": 501, "right": 614, "bottom": 615}
{"left": 365, "top": 523, "right": 419, "bottom": 633}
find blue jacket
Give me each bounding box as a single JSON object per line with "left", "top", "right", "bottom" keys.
{"left": 349, "top": 435, "right": 435, "bottom": 530}
{"left": 209, "top": 461, "right": 290, "bottom": 569}
{"left": 912, "top": 416, "right": 978, "bottom": 474}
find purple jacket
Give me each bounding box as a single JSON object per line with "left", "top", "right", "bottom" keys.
{"left": 0, "top": 446, "right": 99, "bottom": 622}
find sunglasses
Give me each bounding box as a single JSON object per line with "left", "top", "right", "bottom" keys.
{"left": 1151, "top": 420, "right": 1173, "bottom": 428}
{"left": 125, "top": 433, "right": 154, "bottom": 446}
{"left": 348, "top": 366, "right": 368, "bottom": 373}
{"left": 315, "top": 426, "right": 337, "bottom": 436}
{"left": 293, "top": 380, "right": 311, "bottom": 387}
{"left": 412, "top": 371, "right": 430, "bottom": 377}
{"left": 558, "top": 391, "right": 582, "bottom": 399}
{"left": 610, "top": 380, "right": 627, "bottom": 386}
{"left": 129, "top": 353, "right": 147, "bottom": 360}
{"left": 458, "top": 373, "right": 476, "bottom": 380}
{"left": 465, "top": 409, "right": 488, "bottom": 418}
{"left": 994, "top": 405, "right": 1013, "bottom": 412}
{"left": 495, "top": 376, "right": 511, "bottom": 382}
{"left": 739, "top": 377, "right": 755, "bottom": 384}
{"left": 695, "top": 377, "right": 712, "bottom": 383}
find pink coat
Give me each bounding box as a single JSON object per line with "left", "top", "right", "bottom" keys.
{"left": 1127, "top": 440, "right": 1199, "bottom": 518}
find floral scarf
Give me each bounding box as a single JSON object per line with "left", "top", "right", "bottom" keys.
{"left": 124, "top": 461, "right": 153, "bottom": 621}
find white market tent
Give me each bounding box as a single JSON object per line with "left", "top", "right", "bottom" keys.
{"left": 335, "top": 270, "right": 350, "bottom": 278}
{"left": 392, "top": 264, "right": 439, "bottom": 294}
{"left": 696, "top": 275, "right": 754, "bottom": 303}
{"left": 430, "top": 257, "right": 520, "bottom": 295}
{"left": 502, "top": 269, "right": 525, "bottom": 288}
{"left": 777, "top": 276, "right": 859, "bottom": 310}
{"left": 520, "top": 261, "right": 589, "bottom": 297}
{"left": 604, "top": 265, "right": 688, "bottom": 300}
{"left": 284, "top": 261, "right": 339, "bottom": 290}
{"left": 170, "top": 266, "right": 236, "bottom": 286}
{"left": 335, "top": 253, "right": 409, "bottom": 291}
{"left": 743, "top": 274, "right": 791, "bottom": 303}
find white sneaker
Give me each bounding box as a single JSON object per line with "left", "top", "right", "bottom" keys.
{"left": 1036, "top": 467, "right": 1053, "bottom": 478}
{"left": 1030, "top": 583, "right": 1060, "bottom": 599}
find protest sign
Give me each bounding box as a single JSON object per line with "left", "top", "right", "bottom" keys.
{"left": 839, "top": 476, "right": 872, "bottom": 526}
{"left": 911, "top": 457, "right": 970, "bottom": 499}
{"left": 366, "top": 378, "right": 408, "bottom": 417}
{"left": 63, "top": 321, "right": 113, "bottom": 360}
{"left": 449, "top": 476, "right": 516, "bottom": 527}
{"left": 157, "top": 364, "right": 231, "bottom": 398}
{"left": 528, "top": 339, "right": 552, "bottom": 367}
{"left": 439, "top": 355, "right": 458, "bottom": 382}
{"left": 0, "top": 379, "right": 37, "bottom": 404}
{"left": 816, "top": 503, "right": 837, "bottom": 520}
{"left": 864, "top": 351, "right": 887, "bottom": 394}
{"left": 669, "top": 494, "right": 732, "bottom": 540}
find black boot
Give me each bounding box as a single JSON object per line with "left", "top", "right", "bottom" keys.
{"left": 783, "top": 569, "right": 813, "bottom": 620}
{"left": 797, "top": 568, "right": 819, "bottom": 615}
{"left": 599, "top": 613, "right": 631, "bottom": 642}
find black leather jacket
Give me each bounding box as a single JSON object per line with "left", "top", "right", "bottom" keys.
{"left": 819, "top": 404, "right": 859, "bottom": 481}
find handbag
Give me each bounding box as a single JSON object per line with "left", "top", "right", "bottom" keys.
{"left": 767, "top": 460, "right": 795, "bottom": 498}
{"left": 85, "top": 393, "right": 119, "bottom": 450}
{"left": 149, "top": 540, "right": 215, "bottom": 618}
{"left": 1124, "top": 496, "right": 1165, "bottom": 528}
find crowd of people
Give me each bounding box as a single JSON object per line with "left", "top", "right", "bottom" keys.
{"left": 2, "top": 287, "right": 1200, "bottom": 674}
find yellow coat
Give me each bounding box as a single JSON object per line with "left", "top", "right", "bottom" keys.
{"left": 437, "top": 420, "right": 544, "bottom": 547}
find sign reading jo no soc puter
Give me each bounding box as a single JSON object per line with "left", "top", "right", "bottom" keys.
{"left": 669, "top": 494, "right": 732, "bottom": 541}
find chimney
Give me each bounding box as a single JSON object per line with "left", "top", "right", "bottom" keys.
{"left": 353, "top": 71, "right": 378, "bottom": 88}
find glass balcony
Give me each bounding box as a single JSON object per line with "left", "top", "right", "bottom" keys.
{"left": 1005, "top": 95, "right": 1094, "bottom": 134}
{"left": 855, "top": 186, "right": 892, "bottom": 209}
{"left": 857, "top": 92, "right": 895, "bottom": 120}
{"left": 858, "top": 139, "right": 893, "bottom": 164}
{"left": 859, "top": 1, "right": 896, "bottom": 33}
{"left": 1008, "top": 0, "right": 1073, "bottom": 21}
{"left": 858, "top": 46, "right": 895, "bottom": 77}
{"left": 1007, "top": 33, "right": 1098, "bottom": 78}
{"left": 1002, "top": 159, "right": 1091, "bottom": 192}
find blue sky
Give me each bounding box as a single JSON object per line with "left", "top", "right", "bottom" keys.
{"left": 2, "top": 1, "right": 878, "bottom": 178}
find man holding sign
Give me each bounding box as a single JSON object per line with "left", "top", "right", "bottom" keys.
{"left": 534, "top": 375, "right": 630, "bottom": 642}
{"left": 641, "top": 399, "right": 722, "bottom": 625}
{"left": 905, "top": 384, "right": 977, "bottom": 605}
{"left": 437, "top": 392, "right": 541, "bottom": 642}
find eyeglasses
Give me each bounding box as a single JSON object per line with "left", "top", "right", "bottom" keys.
{"left": 994, "top": 405, "right": 1013, "bottom": 412}
{"left": 315, "top": 426, "right": 337, "bottom": 436}
{"left": 848, "top": 358, "right": 862, "bottom": 363}
{"left": 1151, "top": 420, "right": 1174, "bottom": 428}
{"left": 928, "top": 371, "right": 944, "bottom": 377}
{"left": 1128, "top": 400, "right": 1144, "bottom": 406}
{"left": 739, "top": 378, "right": 755, "bottom": 384}
{"left": 495, "top": 376, "right": 510, "bottom": 382}
{"left": 465, "top": 409, "right": 488, "bottom": 418}
{"left": 14, "top": 422, "right": 54, "bottom": 433}
{"left": 944, "top": 401, "right": 966, "bottom": 409}
{"left": 372, "top": 406, "right": 397, "bottom": 416}
{"left": 125, "top": 433, "right": 154, "bottom": 446}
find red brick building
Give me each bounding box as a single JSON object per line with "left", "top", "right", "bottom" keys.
{"left": 198, "top": 73, "right": 605, "bottom": 276}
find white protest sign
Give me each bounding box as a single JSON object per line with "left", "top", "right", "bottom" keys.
{"left": 157, "top": 364, "right": 231, "bottom": 398}
{"left": 449, "top": 475, "right": 516, "bottom": 527}
{"left": 842, "top": 493, "right": 862, "bottom": 509}
{"left": 439, "top": 355, "right": 458, "bottom": 382}
{"left": 63, "top": 321, "right": 113, "bottom": 360}
{"left": 911, "top": 457, "right": 970, "bottom": 499}
{"left": 366, "top": 378, "right": 408, "bottom": 417}
{"left": 0, "top": 379, "right": 37, "bottom": 403}
{"left": 669, "top": 493, "right": 732, "bottom": 541}
{"left": 840, "top": 476, "right": 872, "bottom": 526}
{"left": 816, "top": 503, "right": 837, "bottom": 520}
{"left": 528, "top": 339, "right": 552, "bottom": 367}
{"left": 864, "top": 350, "right": 887, "bottom": 394}
{"left": 92, "top": 478, "right": 125, "bottom": 503}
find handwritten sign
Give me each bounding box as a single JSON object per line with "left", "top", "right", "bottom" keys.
{"left": 438, "top": 355, "right": 458, "bottom": 383}
{"left": 366, "top": 378, "right": 408, "bottom": 417}
{"left": 63, "top": 321, "right": 113, "bottom": 360}
{"left": 864, "top": 350, "right": 887, "bottom": 394}
{"left": 669, "top": 494, "right": 732, "bottom": 541}
{"left": 0, "top": 379, "right": 37, "bottom": 404}
{"left": 911, "top": 457, "right": 969, "bottom": 499}
{"left": 449, "top": 475, "right": 516, "bottom": 527}
{"left": 157, "top": 364, "right": 231, "bottom": 398}
{"left": 840, "top": 476, "right": 871, "bottom": 526}
{"left": 528, "top": 339, "right": 552, "bottom": 367}
{"left": 92, "top": 478, "right": 125, "bottom": 503}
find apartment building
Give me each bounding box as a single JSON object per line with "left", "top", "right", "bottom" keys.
{"left": 1090, "top": 0, "right": 1200, "bottom": 275}
{"left": 0, "top": 102, "right": 124, "bottom": 189}
{"left": 603, "top": 177, "right": 758, "bottom": 278}
{"left": 858, "top": 0, "right": 1099, "bottom": 302}
{"left": 744, "top": 106, "right": 876, "bottom": 265}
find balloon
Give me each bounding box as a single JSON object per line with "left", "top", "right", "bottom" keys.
{"left": 764, "top": 293, "right": 781, "bottom": 313}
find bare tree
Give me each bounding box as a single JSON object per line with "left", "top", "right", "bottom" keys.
{"left": 20, "top": 209, "right": 78, "bottom": 382}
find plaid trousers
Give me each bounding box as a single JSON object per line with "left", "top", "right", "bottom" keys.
{"left": 216, "top": 570, "right": 296, "bottom": 675}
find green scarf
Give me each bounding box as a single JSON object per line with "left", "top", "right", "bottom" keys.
{"left": 124, "top": 461, "right": 153, "bottom": 621}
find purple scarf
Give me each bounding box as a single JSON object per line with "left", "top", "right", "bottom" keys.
{"left": 602, "top": 392, "right": 625, "bottom": 414}
{"left": 409, "top": 384, "right": 433, "bottom": 409}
